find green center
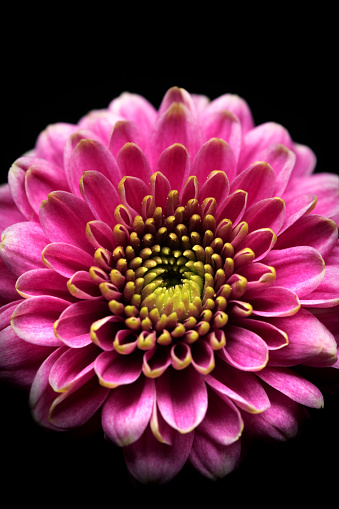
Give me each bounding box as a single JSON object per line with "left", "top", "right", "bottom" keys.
{"left": 141, "top": 246, "right": 204, "bottom": 316}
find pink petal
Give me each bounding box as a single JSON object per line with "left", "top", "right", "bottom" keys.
{"left": 230, "top": 162, "right": 276, "bottom": 208}
{"left": 202, "top": 110, "right": 242, "bottom": 163}
{"left": 190, "top": 339, "right": 215, "bottom": 374}
{"left": 108, "top": 120, "right": 146, "bottom": 157}
{"left": 202, "top": 93, "right": 254, "bottom": 134}
{"left": 155, "top": 143, "right": 190, "bottom": 193}
{"left": 234, "top": 318, "right": 288, "bottom": 351}
{"left": 197, "top": 388, "right": 243, "bottom": 445}
{"left": 266, "top": 308, "right": 332, "bottom": 366}
{"left": 289, "top": 142, "right": 316, "bottom": 179}
{"left": 256, "top": 367, "right": 324, "bottom": 408}
{"left": 275, "top": 214, "right": 338, "bottom": 258}
{"left": 78, "top": 110, "right": 121, "bottom": 145}
{"left": 242, "top": 197, "right": 286, "bottom": 234}
{"left": 123, "top": 424, "right": 194, "bottom": 484}
{"left": 79, "top": 170, "right": 120, "bottom": 228}
{"left": 0, "top": 183, "right": 26, "bottom": 231}
{"left": 102, "top": 376, "right": 154, "bottom": 446}
{"left": 116, "top": 142, "right": 152, "bottom": 184}
{"left": 149, "top": 171, "right": 171, "bottom": 211}
{"left": 237, "top": 262, "right": 276, "bottom": 291}
{"left": 85, "top": 220, "right": 115, "bottom": 251}
{"left": 29, "top": 347, "right": 67, "bottom": 429}
{"left": 11, "top": 295, "right": 69, "bottom": 346}
{"left": 0, "top": 221, "right": 48, "bottom": 276}
{"left": 54, "top": 300, "right": 109, "bottom": 348}
{"left": 42, "top": 242, "right": 94, "bottom": 278}
{"left": 39, "top": 191, "right": 94, "bottom": 253}
{"left": 243, "top": 385, "right": 299, "bottom": 441}
{"left": 94, "top": 349, "right": 143, "bottom": 388}
{"left": 64, "top": 138, "right": 121, "bottom": 198}
{"left": 90, "top": 315, "right": 124, "bottom": 351}
{"left": 0, "top": 261, "right": 20, "bottom": 305}
{"left": 246, "top": 286, "right": 300, "bottom": 317}
{"left": 49, "top": 342, "right": 99, "bottom": 392}
{"left": 67, "top": 270, "right": 102, "bottom": 299}
{"left": 118, "top": 176, "right": 148, "bottom": 216}
{"left": 238, "top": 122, "right": 292, "bottom": 173}
{"left": 257, "top": 143, "right": 296, "bottom": 195}
{"left": 206, "top": 358, "right": 271, "bottom": 413}
{"left": 25, "top": 161, "right": 70, "bottom": 215}
{"left": 109, "top": 92, "right": 157, "bottom": 135}
{"left": 263, "top": 246, "right": 325, "bottom": 298}
{"left": 280, "top": 193, "right": 317, "bottom": 234}
{"left": 222, "top": 324, "right": 268, "bottom": 371}
{"left": 189, "top": 432, "right": 241, "bottom": 480}
{"left": 35, "top": 122, "right": 78, "bottom": 167}
{"left": 216, "top": 189, "right": 248, "bottom": 225}
{"left": 156, "top": 365, "right": 208, "bottom": 433}
{"left": 16, "top": 268, "right": 70, "bottom": 300}
{"left": 199, "top": 170, "right": 230, "bottom": 207}
{"left": 300, "top": 263, "right": 339, "bottom": 308}
{"left": 239, "top": 228, "right": 277, "bottom": 261}
{"left": 8, "top": 159, "right": 37, "bottom": 220}
{"left": 146, "top": 102, "right": 201, "bottom": 168}
{"left": 49, "top": 369, "right": 109, "bottom": 428}
{"left": 190, "top": 138, "right": 236, "bottom": 185}
{"left": 157, "top": 86, "right": 197, "bottom": 116}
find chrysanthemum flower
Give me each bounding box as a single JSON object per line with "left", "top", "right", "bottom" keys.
{"left": 1, "top": 86, "right": 338, "bottom": 483}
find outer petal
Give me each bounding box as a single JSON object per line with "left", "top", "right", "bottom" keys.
{"left": 202, "top": 110, "right": 242, "bottom": 163}
{"left": 35, "top": 122, "right": 78, "bottom": 167}
{"left": 101, "top": 376, "right": 154, "bottom": 446}
{"left": 116, "top": 143, "right": 152, "bottom": 184}
{"left": 230, "top": 162, "right": 276, "bottom": 208}
{"left": 42, "top": 242, "right": 94, "bottom": 278}
{"left": 94, "top": 349, "right": 143, "bottom": 388}
{"left": 257, "top": 143, "right": 296, "bottom": 195}
{"left": 189, "top": 432, "right": 241, "bottom": 481}
{"left": 0, "top": 183, "right": 26, "bottom": 231}
{"left": 201, "top": 93, "right": 254, "bottom": 134}
{"left": 246, "top": 286, "right": 300, "bottom": 317}
{"left": 155, "top": 143, "right": 190, "bottom": 193}
{"left": 109, "top": 92, "right": 157, "bottom": 134}
{"left": 222, "top": 324, "right": 269, "bottom": 371}
{"left": 0, "top": 221, "right": 49, "bottom": 276}
{"left": 39, "top": 191, "right": 94, "bottom": 253}
{"left": 156, "top": 365, "right": 208, "bottom": 433}
{"left": 242, "top": 197, "right": 286, "bottom": 234}
{"left": 256, "top": 367, "right": 324, "bottom": 408}
{"left": 79, "top": 170, "right": 120, "bottom": 228}
{"left": 11, "top": 295, "right": 69, "bottom": 346}
{"left": 190, "top": 138, "right": 236, "bottom": 185}
{"left": 123, "top": 424, "right": 194, "bottom": 484}
{"left": 25, "top": 162, "right": 70, "bottom": 215}
{"left": 16, "top": 268, "right": 70, "bottom": 300}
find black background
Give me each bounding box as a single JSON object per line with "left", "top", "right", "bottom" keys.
{"left": 1, "top": 41, "right": 338, "bottom": 505}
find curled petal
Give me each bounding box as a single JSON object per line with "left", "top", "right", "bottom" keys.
{"left": 16, "top": 268, "right": 70, "bottom": 300}
{"left": 246, "top": 286, "right": 300, "bottom": 317}
{"left": 94, "top": 349, "right": 143, "bottom": 388}
{"left": 42, "top": 242, "right": 94, "bottom": 278}
{"left": 222, "top": 324, "right": 269, "bottom": 371}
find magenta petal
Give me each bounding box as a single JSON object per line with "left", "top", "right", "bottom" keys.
{"left": 49, "top": 370, "right": 109, "bottom": 428}
{"left": 266, "top": 308, "right": 331, "bottom": 366}
{"left": 123, "top": 424, "right": 194, "bottom": 484}
{"left": 0, "top": 221, "right": 48, "bottom": 276}
{"left": 95, "top": 349, "right": 143, "bottom": 387}
{"left": 256, "top": 367, "right": 324, "bottom": 408}
{"left": 235, "top": 318, "right": 288, "bottom": 351}
{"left": 25, "top": 161, "right": 70, "bottom": 215}
{"left": 257, "top": 143, "right": 296, "bottom": 195}
{"left": 8, "top": 159, "right": 37, "bottom": 220}
{"left": 109, "top": 120, "right": 146, "bottom": 157}
{"left": 35, "top": 122, "right": 78, "bottom": 167}
{"left": 216, "top": 189, "right": 248, "bottom": 225}
{"left": 276, "top": 214, "right": 338, "bottom": 258}
{"left": 240, "top": 228, "right": 277, "bottom": 261}
{"left": 242, "top": 197, "right": 286, "bottom": 234}
{"left": 11, "top": 295, "right": 69, "bottom": 346}
{"left": 223, "top": 324, "right": 268, "bottom": 371}
{"left": 79, "top": 170, "right": 120, "bottom": 228}
{"left": 289, "top": 142, "right": 317, "bottom": 179}
{"left": 238, "top": 122, "right": 292, "bottom": 172}
{"left": 230, "top": 162, "right": 276, "bottom": 208}
{"left": 65, "top": 138, "right": 121, "bottom": 197}
{"left": 109, "top": 92, "right": 157, "bottom": 135}
{"left": 263, "top": 246, "right": 325, "bottom": 298}
{"left": 149, "top": 171, "right": 171, "bottom": 211}
{"left": 0, "top": 261, "right": 21, "bottom": 305}
{"left": 189, "top": 432, "right": 241, "bottom": 480}
{"left": 156, "top": 366, "right": 208, "bottom": 433}
{"left": 155, "top": 143, "right": 190, "bottom": 193}
{"left": 202, "top": 93, "right": 254, "bottom": 134}
{"left": 16, "top": 268, "right": 70, "bottom": 300}
{"left": 29, "top": 347, "right": 67, "bottom": 429}
{"left": 67, "top": 270, "right": 102, "bottom": 299}
{"left": 202, "top": 110, "right": 242, "bottom": 163}
{"left": 146, "top": 102, "right": 201, "bottom": 167}
{"left": 86, "top": 220, "right": 115, "bottom": 251}
{"left": 247, "top": 286, "right": 300, "bottom": 317}
{"left": 243, "top": 385, "right": 299, "bottom": 441}
{"left": 55, "top": 300, "right": 109, "bottom": 348}
{"left": 199, "top": 170, "right": 230, "bottom": 206}
{"left": 42, "top": 242, "right": 94, "bottom": 278}
{"left": 190, "top": 138, "right": 236, "bottom": 185}
{"left": 102, "top": 376, "right": 154, "bottom": 446}
{"left": 49, "top": 342, "right": 99, "bottom": 392}
{"left": 118, "top": 176, "right": 148, "bottom": 216}
{"left": 0, "top": 183, "right": 27, "bottom": 230}
{"left": 197, "top": 388, "right": 243, "bottom": 445}
{"left": 205, "top": 359, "right": 270, "bottom": 413}
{"left": 39, "top": 191, "right": 94, "bottom": 253}
{"left": 116, "top": 143, "right": 152, "bottom": 184}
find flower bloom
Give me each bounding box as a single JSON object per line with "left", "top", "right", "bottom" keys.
{"left": 1, "top": 87, "right": 338, "bottom": 483}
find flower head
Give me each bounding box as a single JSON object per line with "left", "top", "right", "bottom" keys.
{"left": 1, "top": 86, "right": 338, "bottom": 483}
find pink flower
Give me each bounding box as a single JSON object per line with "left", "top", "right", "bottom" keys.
{"left": 0, "top": 86, "right": 338, "bottom": 483}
